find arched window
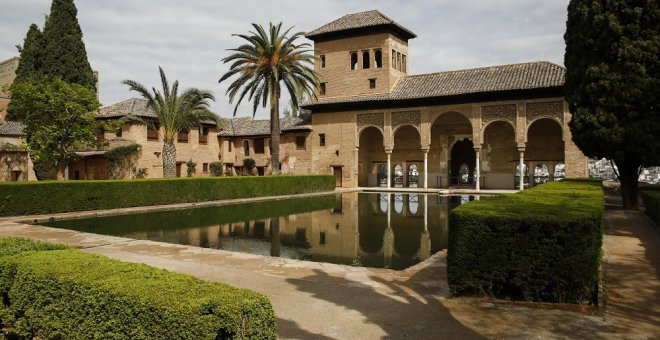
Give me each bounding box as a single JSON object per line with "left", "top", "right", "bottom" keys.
{"left": 377, "top": 164, "right": 388, "bottom": 187}
{"left": 243, "top": 140, "right": 250, "bottom": 156}
{"left": 408, "top": 164, "right": 419, "bottom": 187}
{"left": 374, "top": 49, "right": 382, "bottom": 68}
{"left": 534, "top": 163, "right": 550, "bottom": 184}
{"left": 350, "top": 52, "right": 358, "bottom": 70}
{"left": 459, "top": 163, "right": 470, "bottom": 184}
{"left": 394, "top": 194, "right": 403, "bottom": 214}
{"left": 379, "top": 194, "right": 388, "bottom": 213}
{"left": 393, "top": 164, "right": 404, "bottom": 188}
{"left": 515, "top": 163, "right": 529, "bottom": 187}
{"left": 408, "top": 194, "right": 419, "bottom": 214}
{"left": 554, "top": 163, "right": 566, "bottom": 181}
{"left": 362, "top": 51, "right": 370, "bottom": 69}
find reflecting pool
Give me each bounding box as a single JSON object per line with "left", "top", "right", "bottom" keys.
{"left": 42, "top": 193, "right": 478, "bottom": 270}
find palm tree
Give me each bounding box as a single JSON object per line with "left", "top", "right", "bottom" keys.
{"left": 123, "top": 66, "right": 219, "bottom": 178}
{"left": 219, "top": 23, "right": 318, "bottom": 174}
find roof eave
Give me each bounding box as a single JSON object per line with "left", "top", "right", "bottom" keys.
{"left": 306, "top": 24, "right": 416, "bottom": 42}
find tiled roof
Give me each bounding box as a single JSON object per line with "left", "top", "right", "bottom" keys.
{"left": 97, "top": 98, "right": 219, "bottom": 125}
{"left": 306, "top": 10, "right": 416, "bottom": 40}
{"left": 219, "top": 115, "right": 312, "bottom": 137}
{"left": 305, "top": 61, "right": 565, "bottom": 107}
{"left": 0, "top": 121, "right": 26, "bottom": 136}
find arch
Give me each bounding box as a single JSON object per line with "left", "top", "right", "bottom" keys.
{"left": 430, "top": 111, "right": 474, "bottom": 188}
{"left": 356, "top": 125, "right": 384, "bottom": 147}
{"left": 430, "top": 110, "right": 471, "bottom": 127}
{"left": 450, "top": 139, "right": 475, "bottom": 186}
{"left": 393, "top": 164, "right": 404, "bottom": 188}
{"left": 525, "top": 117, "right": 564, "bottom": 142}
{"left": 408, "top": 164, "right": 419, "bottom": 187}
{"left": 482, "top": 120, "right": 518, "bottom": 189}
{"left": 480, "top": 119, "right": 516, "bottom": 144}
{"left": 553, "top": 163, "right": 566, "bottom": 181}
{"left": 533, "top": 163, "right": 550, "bottom": 185}
{"left": 524, "top": 118, "right": 565, "bottom": 175}
{"left": 358, "top": 127, "right": 386, "bottom": 187}
{"left": 392, "top": 123, "right": 421, "bottom": 138}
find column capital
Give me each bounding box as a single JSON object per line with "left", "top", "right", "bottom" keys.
{"left": 385, "top": 148, "right": 393, "bottom": 154}
{"left": 517, "top": 142, "right": 526, "bottom": 152}
{"left": 422, "top": 147, "right": 430, "bottom": 153}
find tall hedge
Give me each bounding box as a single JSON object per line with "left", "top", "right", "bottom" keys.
{"left": 447, "top": 179, "right": 604, "bottom": 304}
{"left": 0, "top": 175, "right": 335, "bottom": 216}
{"left": 0, "top": 238, "right": 275, "bottom": 339}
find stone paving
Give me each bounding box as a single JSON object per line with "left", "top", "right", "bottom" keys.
{"left": 0, "top": 192, "right": 658, "bottom": 339}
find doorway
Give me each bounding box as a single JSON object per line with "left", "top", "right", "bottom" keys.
{"left": 332, "top": 166, "right": 342, "bottom": 187}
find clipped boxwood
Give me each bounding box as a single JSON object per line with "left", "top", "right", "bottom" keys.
{"left": 447, "top": 179, "right": 604, "bottom": 304}
{"left": 0, "top": 175, "right": 335, "bottom": 216}
{"left": 642, "top": 191, "right": 660, "bottom": 226}
{"left": 0, "top": 238, "right": 275, "bottom": 339}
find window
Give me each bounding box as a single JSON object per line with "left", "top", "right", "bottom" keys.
{"left": 295, "top": 135, "right": 306, "bottom": 150}
{"left": 402, "top": 54, "right": 407, "bottom": 72}
{"left": 320, "top": 55, "right": 326, "bottom": 68}
{"left": 228, "top": 140, "right": 232, "bottom": 152}
{"left": 397, "top": 52, "right": 402, "bottom": 71}
{"left": 116, "top": 126, "right": 123, "bottom": 138}
{"left": 147, "top": 123, "right": 159, "bottom": 141}
{"left": 319, "top": 133, "right": 326, "bottom": 147}
{"left": 199, "top": 126, "right": 208, "bottom": 145}
{"left": 392, "top": 49, "right": 396, "bottom": 70}
{"left": 243, "top": 140, "right": 250, "bottom": 156}
{"left": 177, "top": 129, "right": 189, "bottom": 143}
{"left": 203, "top": 163, "right": 209, "bottom": 173}
{"left": 319, "top": 232, "right": 326, "bottom": 245}
{"left": 254, "top": 138, "right": 265, "bottom": 154}
{"left": 362, "top": 50, "right": 370, "bottom": 69}
{"left": 320, "top": 82, "right": 326, "bottom": 95}
{"left": 369, "top": 78, "right": 376, "bottom": 89}
{"left": 374, "top": 49, "right": 382, "bottom": 68}
{"left": 350, "top": 52, "right": 358, "bottom": 70}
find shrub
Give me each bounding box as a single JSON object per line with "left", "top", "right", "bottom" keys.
{"left": 209, "top": 161, "right": 222, "bottom": 176}
{"left": 243, "top": 158, "right": 255, "bottom": 176}
{"left": 186, "top": 159, "right": 197, "bottom": 177}
{"left": 0, "top": 240, "right": 275, "bottom": 339}
{"left": 447, "top": 179, "right": 604, "bottom": 304}
{"left": 642, "top": 191, "right": 660, "bottom": 226}
{"left": 0, "top": 175, "right": 335, "bottom": 216}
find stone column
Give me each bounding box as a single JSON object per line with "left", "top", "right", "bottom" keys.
{"left": 423, "top": 149, "right": 429, "bottom": 189}
{"left": 518, "top": 148, "right": 525, "bottom": 191}
{"left": 424, "top": 195, "right": 428, "bottom": 231}
{"left": 386, "top": 150, "right": 392, "bottom": 189}
{"left": 474, "top": 148, "right": 481, "bottom": 191}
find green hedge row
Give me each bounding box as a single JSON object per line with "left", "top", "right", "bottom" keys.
{"left": 448, "top": 179, "right": 604, "bottom": 304}
{"left": 0, "top": 175, "right": 335, "bottom": 216}
{"left": 642, "top": 191, "right": 660, "bottom": 226}
{"left": 0, "top": 238, "right": 275, "bottom": 339}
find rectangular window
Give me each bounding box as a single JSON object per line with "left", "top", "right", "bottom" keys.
{"left": 147, "top": 123, "right": 159, "bottom": 141}
{"left": 203, "top": 163, "right": 209, "bottom": 173}
{"left": 320, "top": 82, "right": 326, "bottom": 95}
{"left": 362, "top": 50, "right": 370, "bottom": 69}
{"left": 116, "top": 126, "right": 123, "bottom": 138}
{"left": 392, "top": 49, "right": 396, "bottom": 70}
{"left": 228, "top": 140, "right": 232, "bottom": 152}
{"left": 374, "top": 49, "right": 382, "bottom": 68}
{"left": 199, "top": 126, "right": 208, "bottom": 145}
{"left": 397, "top": 52, "right": 402, "bottom": 71}
{"left": 295, "top": 135, "right": 306, "bottom": 150}
{"left": 319, "top": 133, "right": 326, "bottom": 147}
{"left": 178, "top": 129, "right": 189, "bottom": 143}
{"left": 254, "top": 138, "right": 265, "bottom": 154}
{"left": 369, "top": 78, "right": 376, "bottom": 89}
{"left": 402, "top": 54, "right": 407, "bottom": 73}
{"left": 320, "top": 55, "right": 326, "bottom": 68}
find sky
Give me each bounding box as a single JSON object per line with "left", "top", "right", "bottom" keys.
{"left": 0, "top": 0, "right": 570, "bottom": 119}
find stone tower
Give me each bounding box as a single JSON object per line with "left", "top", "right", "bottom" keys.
{"left": 305, "top": 10, "right": 416, "bottom": 99}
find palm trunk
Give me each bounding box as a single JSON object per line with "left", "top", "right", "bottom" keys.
{"left": 270, "top": 86, "right": 281, "bottom": 175}
{"left": 618, "top": 160, "right": 640, "bottom": 209}
{"left": 163, "top": 142, "right": 177, "bottom": 178}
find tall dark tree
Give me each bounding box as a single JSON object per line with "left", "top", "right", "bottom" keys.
{"left": 42, "top": 0, "right": 95, "bottom": 88}
{"left": 13, "top": 24, "right": 45, "bottom": 84}
{"left": 564, "top": 0, "right": 660, "bottom": 209}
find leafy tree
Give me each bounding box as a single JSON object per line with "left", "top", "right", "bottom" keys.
{"left": 9, "top": 77, "right": 99, "bottom": 179}
{"left": 123, "top": 67, "right": 219, "bottom": 178}
{"left": 42, "top": 0, "right": 96, "bottom": 88}
{"left": 564, "top": 0, "right": 660, "bottom": 208}
{"left": 219, "top": 23, "right": 318, "bottom": 174}
{"left": 13, "top": 24, "right": 45, "bottom": 84}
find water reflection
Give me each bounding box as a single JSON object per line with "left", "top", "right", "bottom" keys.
{"left": 43, "top": 193, "right": 479, "bottom": 270}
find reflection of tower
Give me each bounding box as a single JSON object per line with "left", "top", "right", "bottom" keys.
{"left": 270, "top": 217, "right": 281, "bottom": 257}
{"left": 383, "top": 193, "right": 393, "bottom": 268}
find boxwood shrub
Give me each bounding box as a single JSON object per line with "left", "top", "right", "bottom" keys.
{"left": 447, "top": 179, "right": 604, "bottom": 305}
{"left": 0, "top": 238, "right": 275, "bottom": 339}
{"left": 642, "top": 191, "right": 660, "bottom": 226}
{"left": 0, "top": 175, "right": 335, "bottom": 216}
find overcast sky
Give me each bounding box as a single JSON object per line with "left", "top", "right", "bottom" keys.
{"left": 0, "top": 0, "right": 570, "bottom": 119}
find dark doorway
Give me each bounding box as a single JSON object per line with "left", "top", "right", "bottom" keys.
{"left": 332, "top": 166, "right": 343, "bottom": 187}
{"left": 176, "top": 162, "right": 183, "bottom": 177}
{"left": 450, "top": 139, "right": 475, "bottom": 186}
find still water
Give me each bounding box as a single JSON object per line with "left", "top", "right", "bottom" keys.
{"left": 43, "top": 193, "right": 476, "bottom": 270}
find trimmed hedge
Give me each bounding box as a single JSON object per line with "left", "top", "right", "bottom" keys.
{"left": 0, "top": 175, "right": 335, "bottom": 216}
{"left": 642, "top": 191, "right": 660, "bottom": 226}
{"left": 448, "top": 179, "right": 604, "bottom": 304}
{"left": 0, "top": 238, "right": 275, "bottom": 339}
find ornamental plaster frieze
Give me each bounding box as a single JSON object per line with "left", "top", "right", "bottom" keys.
{"left": 391, "top": 110, "right": 421, "bottom": 133}
{"left": 525, "top": 101, "right": 564, "bottom": 126}
{"left": 356, "top": 112, "right": 385, "bottom": 134}
{"left": 480, "top": 104, "right": 517, "bottom": 128}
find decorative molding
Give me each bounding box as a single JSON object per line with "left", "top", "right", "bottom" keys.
{"left": 356, "top": 112, "right": 384, "bottom": 133}
{"left": 526, "top": 101, "right": 564, "bottom": 125}
{"left": 481, "top": 104, "right": 516, "bottom": 128}
{"left": 391, "top": 110, "right": 421, "bottom": 132}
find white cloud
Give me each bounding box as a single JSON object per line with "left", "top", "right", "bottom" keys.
{"left": 0, "top": 0, "right": 569, "bottom": 119}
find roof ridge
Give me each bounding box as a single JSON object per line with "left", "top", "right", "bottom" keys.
{"left": 404, "top": 61, "right": 563, "bottom": 78}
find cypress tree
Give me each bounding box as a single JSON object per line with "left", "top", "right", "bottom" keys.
{"left": 42, "top": 0, "right": 95, "bottom": 88}
{"left": 564, "top": 0, "right": 660, "bottom": 209}
{"left": 13, "top": 24, "right": 45, "bottom": 83}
